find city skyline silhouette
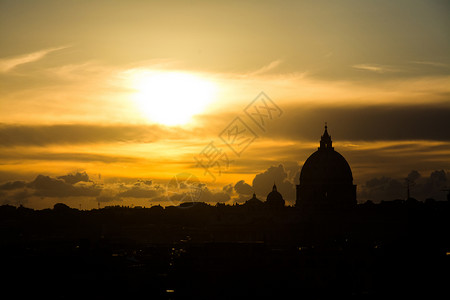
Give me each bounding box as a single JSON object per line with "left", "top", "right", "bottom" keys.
{"left": 1, "top": 123, "right": 449, "bottom": 298}
{"left": 0, "top": 1, "right": 449, "bottom": 298}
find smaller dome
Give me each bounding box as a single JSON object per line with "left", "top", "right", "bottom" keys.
{"left": 266, "top": 184, "right": 285, "bottom": 207}
{"left": 245, "top": 193, "right": 264, "bottom": 207}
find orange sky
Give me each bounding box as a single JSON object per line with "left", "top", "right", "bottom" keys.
{"left": 1, "top": 0, "right": 449, "bottom": 209}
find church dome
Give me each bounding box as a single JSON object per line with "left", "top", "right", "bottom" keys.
{"left": 296, "top": 124, "right": 357, "bottom": 210}
{"left": 266, "top": 184, "right": 285, "bottom": 207}
{"left": 245, "top": 193, "right": 263, "bottom": 206}
{"left": 300, "top": 125, "right": 353, "bottom": 185}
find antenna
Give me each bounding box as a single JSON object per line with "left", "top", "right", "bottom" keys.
{"left": 405, "top": 178, "right": 415, "bottom": 200}
{"left": 406, "top": 179, "right": 410, "bottom": 200}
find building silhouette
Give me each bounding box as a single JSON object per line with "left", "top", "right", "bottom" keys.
{"left": 296, "top": 124, "right": 356, "bottom": 210}
{"left": 244, "top": 192, "right": 264, "bottom": 209}
{"left": 266, "top": 183, "right": 285, "bottom": 208}
{"left": 243, "top": 186, "right": 285, "bottom": 209}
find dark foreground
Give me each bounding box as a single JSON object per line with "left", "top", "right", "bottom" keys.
{"left": 1, "top": 200, "right": 449, "bottom": 299}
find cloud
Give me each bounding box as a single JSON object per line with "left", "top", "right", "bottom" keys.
{"left": 252, "top": 164, "right": 296, "bottom": 203}
{"left": 359, "top": 170, "right": 450, "bottom": 202}
{"left": 410, "top": 61, "right": 449, "bottom": 68}
{"left": 96, "top": 194, "right": 122, "bottom": 203}
{"left": 0, "top": 124, "right": 175, "bottom": 147}
{"left": 352, "top": 64, "right": 400, "bottom": 73}
{"left": 7, "top": 189, "right": 33, "bottom": 205}
{"left": 94, "top": 185, "right": 125, "bottom": 203}
{"left": 117, "top": 186, "right": 160, "bottom": 198}
{"left": 58, "top": 171, "right": 90, "bottom": 184}
{"left": 149, "top": 184, "right": 230, "bottom": 205}
{"left": 198, "top": 187, "right": 230, "bottom": 203}
{"left": 358, "top": 176, "right": 404, "bottom": 202}
{"left": 0, "top": 46, "right": 69, "bottom": 73}
{"left": 234, "top": 180, "right": 253, "bottom": 195}
{"left": 228, "top": 164, "right": 300, "bottom": 204}
{"left": 135, "top": 180, "right": 153, "bottom": 186}
{"left": 28, "top": 174, "right": 101, "bottom": 198}
{"left": 419, "top": 170, "right": 448, "bottom": 200}
{"left": 0, "top": 180, "right": 27, "bottom": 190}
{"left": 267, "top": 103, "right": 450, "bottom": 141}
{"left": 0, "top": 187, "right": 32, "bottom": 206}
{"left": 0, "top": 150, "right": 142, "bottom": 164}
{"left": 406, "top": 170, "right": 421, "bottom": 182}
{"left": 13, "top": 189, "right": 33, "bottom": 200}
{"left": 232, "top": 180, "right": 254, "bottom": 203}
{"left": 246, "top": 59, "right": 283, "bottom": 76}
{"left": 222, "top": 183, "right": 233, "bottom": 195}
{"left": 0, "top": 171, "right": 103, "bottom": 205}
{"left": 151, "top": 192, "right": 186, "bottom": 204}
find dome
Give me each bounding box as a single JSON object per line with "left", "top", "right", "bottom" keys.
{"left": 245, "top": 193, "right": 263, "bottom": 206}
{"left": 300, "top": 148, "right": 353, "bottom": 185}
{"left": 266, "top": 184, "right": 285, "bottom": 207}
{"left": 296, "top": 124, "right": 356, "bottom": 210}
{"left": 300, "top": 124, "right": 353, "bottom": 185}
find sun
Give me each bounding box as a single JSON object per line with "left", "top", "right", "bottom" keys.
{"left": 131, "top": 71, "right": 217, "bottom": 126}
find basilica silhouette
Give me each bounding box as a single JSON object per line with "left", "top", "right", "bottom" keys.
{"left": 296, "top": 124, "right": 357, "bottom": 210}
{"left": 245, "top": 124, "right": 356, "bottom": 211}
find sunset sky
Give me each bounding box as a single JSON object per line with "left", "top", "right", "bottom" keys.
{"left": 1, "top": 0, "right": 449, "bottom": 209}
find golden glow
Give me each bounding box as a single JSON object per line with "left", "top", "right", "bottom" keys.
{"left": 131, "top": 71, "right": 217, "bottom": 126}
{"left": 1, "top": 1, "right": 449, "bottom": 209}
